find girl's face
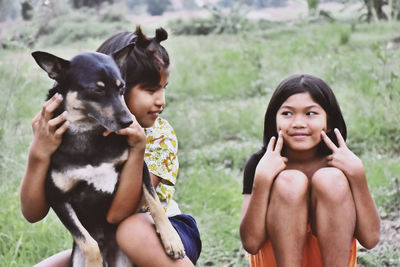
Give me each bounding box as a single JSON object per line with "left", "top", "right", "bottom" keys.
{"left": 276, "top": 92, "right": 327, "bottom": 154}
{"left": 124, "top": 70, "right": 168, "bottom": 128}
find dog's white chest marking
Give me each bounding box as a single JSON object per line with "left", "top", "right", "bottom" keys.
{"left": 52, "top": 151, "right": 128, "bottom": 193}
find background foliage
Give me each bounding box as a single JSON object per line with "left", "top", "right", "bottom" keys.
{"left": 0, "top": 1, "right": 399, "bottom": 266}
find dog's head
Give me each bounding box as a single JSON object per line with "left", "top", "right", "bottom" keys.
{"left": 32, "top": 44, "right": 135, "bottom": 132}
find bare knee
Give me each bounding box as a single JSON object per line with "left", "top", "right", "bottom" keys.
{"left": 312, "top": 167, "right": 351, "bottom": 203}
{"left": 116, "top": 214, "right": 151, "bottom": 249}
{"left": 272, "top": 170, "right": 309, "bottom": 204}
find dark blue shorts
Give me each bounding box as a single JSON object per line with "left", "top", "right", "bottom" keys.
{"left": 169, "top": 214, "right": 202, "bottom": 265}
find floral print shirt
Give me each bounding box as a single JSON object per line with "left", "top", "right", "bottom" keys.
{"left": 143, "top": 117, "right": 180, "bottom": 216}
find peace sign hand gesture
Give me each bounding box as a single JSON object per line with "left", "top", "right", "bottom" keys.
{"left": 255, "top": 131, "right": 288, "bottom": 183}
{"left": 321, "top": 128, "right": 364, "bottom": 179}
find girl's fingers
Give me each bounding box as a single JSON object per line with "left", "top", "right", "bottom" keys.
{"left": 31, "top": 111, "right": 41, "bottom": 126}
{"left": 334, "top": 128, "right": 346, "bottom": 148}
{"left": 41, "top": 94, "right": 58, "bottom": 116}
{"left": 42, "top": 94, "right": 63, "bottom": 121}
{"left": 274, "top": 131, "right": 284, "bottom": 153}
{"left": 321, "top": 130, "right": 337, "bottom": 152}
{"left": 266, "top": 136, "right": 276, "bottom": 152}
{"left": 103, "top": 130, "right": 112, "bottom": 136}
{"left": 115, "top": 127, "right": 137, "bottom": 136}
{"left": 54, "top": 121, "right": 69, "bottom": 138}
{"left": 48, "top": 111, "right": 68, "bottom": 129}
{"left": 115, "top": 128, "right": 128, "bottom": 135}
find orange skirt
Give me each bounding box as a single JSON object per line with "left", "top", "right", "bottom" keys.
{"left": 249, "top": 226, "right": 357, "bottom": 267}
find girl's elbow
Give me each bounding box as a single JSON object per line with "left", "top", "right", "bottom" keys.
{"left": 23, "top": 214, "right": 40, "bottom": 224}
{"left": 359, "top": 228, "right": 381, "bottom": 249}
{"left": 106, "top": 212, "right": 123, "bottom": 225}
{"left": 242, "top": 241, "right": 263, "bottom": 255}
{"left": 21, "top": 206, "right": 47, "bottom": 223}
{"left": 22, "top": 212, "right": 45, "bottom": 223}
{"left": 240, "top": 229, "right": 263, "bottom": 254}
{"left": 362, "top": 231, "right": 380, "bottom": 249}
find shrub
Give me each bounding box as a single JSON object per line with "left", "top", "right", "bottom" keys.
{"left": 146, "top": 0, "right": 170, "bottom": 16}
{"left": 168, "top": 2, "right": 250, "bottom": 35}
{"left": 168, "top": 18, "right": 216, "bottom": 35}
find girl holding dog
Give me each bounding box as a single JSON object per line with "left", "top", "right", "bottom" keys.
{"left": 239, "top": 74, "right": 380, "bottom": 267}
{"left": 20, "top": 26, "right": 201, "bottom": 266}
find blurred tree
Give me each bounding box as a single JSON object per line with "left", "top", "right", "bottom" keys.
{"left": 182, "top": 0, "right": 199, "bottom": 10}
{"left": 205, "top": 1, "right": 250, "bottom": 34}
{"left": 363, "top": 0, "right": 387, "bottom": 21}
{"left": 250, "top": 0, "right": 287, "bottom": 8}
{"left": 218, "top": 0, "right": 287, "bottom": 8}
{"left": 126, "top": 0, "right": 145, "bottom": 10}
{"left": 392, "top": 0, "right": 400, "bottom": 20}
{"left": 146, "top": 0, "right": 170, "bottom": 15}
{"left": 71, "top": 0, "right": 113, "bottom": 8}
{"left": 361, "top": 0, "right": 400, "bottom": 21}
{"left": 21, "top": 0, "right": 33, "bottom": 20}
{"left": 307, "top": 0, "right": 319, "bottom": 16}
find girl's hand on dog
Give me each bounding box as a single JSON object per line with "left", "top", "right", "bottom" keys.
{"left": 321, "top": 129, "right": 364, "bottom": 179}
{"left": 114, "top": 115, "right": 146, "bottom": 151}
{"left": 30, "top": 93, "right": 69, "bottom": 160}
{"left": 255, "top": 131, "right": 288, "bottom": 185}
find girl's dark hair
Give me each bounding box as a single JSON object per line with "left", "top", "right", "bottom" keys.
{"left": 262, "top": 74, "right": 347, "bottom": 156}
{"left": 96, "top": 26, "right": 169, "bottom": 91}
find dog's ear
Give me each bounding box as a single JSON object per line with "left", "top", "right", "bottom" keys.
{"left": 112, "top": 43, "right": 135, "bottom": 70}
{"left": 31, "top": 51, "right": 70, "bottom": 81}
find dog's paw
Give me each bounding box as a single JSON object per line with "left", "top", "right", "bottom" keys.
{"left": 159, "top": 226, "right": 186, "bottom": 260}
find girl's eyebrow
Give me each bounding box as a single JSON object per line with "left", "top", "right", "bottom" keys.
{"left": 279, "top": 104, "right": 321, "bottom": 110}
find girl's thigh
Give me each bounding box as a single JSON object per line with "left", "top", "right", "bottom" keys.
{"left": 34, "top": 249, "right": 71, "bottom": 267}
{"left": 116, "top": 213, "right": 198, "bottom": 266}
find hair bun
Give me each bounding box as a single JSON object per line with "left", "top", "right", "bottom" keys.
{"left": 155, "top": 27, "right": 168, "bottom": 43}
{"left": 134, "top": 25, "right": 148, "bottom": 48}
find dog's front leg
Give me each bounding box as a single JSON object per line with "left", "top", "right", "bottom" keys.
{"left": 52, "top": 202, "right": 103, "bottom": 267}
{"left": 141, "top": 165, "right": 185, "bottom": 260}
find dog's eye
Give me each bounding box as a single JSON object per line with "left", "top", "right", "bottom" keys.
{"left": 94, "top": 87, "right": 104, "bottom": 94}
{"left": 119, "top": 86, "right": 126, "bottom": 95}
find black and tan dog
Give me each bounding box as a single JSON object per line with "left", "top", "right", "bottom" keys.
{"left": 31, "top": 45, "right": 185, "bottom": 266}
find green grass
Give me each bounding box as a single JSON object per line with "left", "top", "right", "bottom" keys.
{"left": 1, "top": 19, "right": 399, "bottom": 266}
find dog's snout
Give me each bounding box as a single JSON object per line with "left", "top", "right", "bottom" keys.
{"left": 119, "top": 117, "right": 133, "bottom": 129}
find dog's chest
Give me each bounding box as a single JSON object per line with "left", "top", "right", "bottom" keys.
{"left": 51, "top": 151, "right": 128, "bottom": 194}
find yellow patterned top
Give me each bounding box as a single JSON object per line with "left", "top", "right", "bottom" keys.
{"left": 143, "top": 117, "right": 180, "bottom": 215}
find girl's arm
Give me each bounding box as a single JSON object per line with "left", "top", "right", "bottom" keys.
{"left": 106, "top": 118, "right": 148, "bottom": 224}
{"left": 240, "top": 176, "right": 274, "bottom": 254}
{"left": 346, "top": 166, "right": 380, "bottom": 249}
{"left": 240, "top": 133, "right": 287, "bottom": 254}
{"left": 20, "top": 94, "right": 69, "bottom": 222}
{"left": 322, "top": 129, "right": 380, "bottom": 249}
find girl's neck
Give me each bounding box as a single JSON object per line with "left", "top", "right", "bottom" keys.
{"left": 284, "top": 147, "right": 320, "bottom": 163}
{"left": 284, "top": 147, "right": 327, "bottom": 178}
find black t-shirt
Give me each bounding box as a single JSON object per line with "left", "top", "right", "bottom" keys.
{"left": 242, "top": 148, "right": 265, "bottom": 194}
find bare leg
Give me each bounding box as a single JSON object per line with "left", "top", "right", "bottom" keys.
{"left": 116, "top": 213, "right": 194, "bottom": 267}
{"left": 34, "top": 249, "right": 71, "bottom": 267}
{"left": 311, "top": 167, "right": 356, "bottom": 267}
{"left": 266, "top": 170, "right": 309, "bottom": 267}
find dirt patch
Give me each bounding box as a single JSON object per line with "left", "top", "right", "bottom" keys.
{"left": 357, "top": 212, "right": 400, "bottom": 266}
{"left": 380, "top": 216, "right": 400, "bottom": 248}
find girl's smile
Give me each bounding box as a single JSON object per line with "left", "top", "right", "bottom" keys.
{"left": 276, "top": 92, "right": 327, "bottom": 155}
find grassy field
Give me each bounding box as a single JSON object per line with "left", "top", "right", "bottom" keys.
{"left": 1, "top": 19, "right": 399, "bottom": 266}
